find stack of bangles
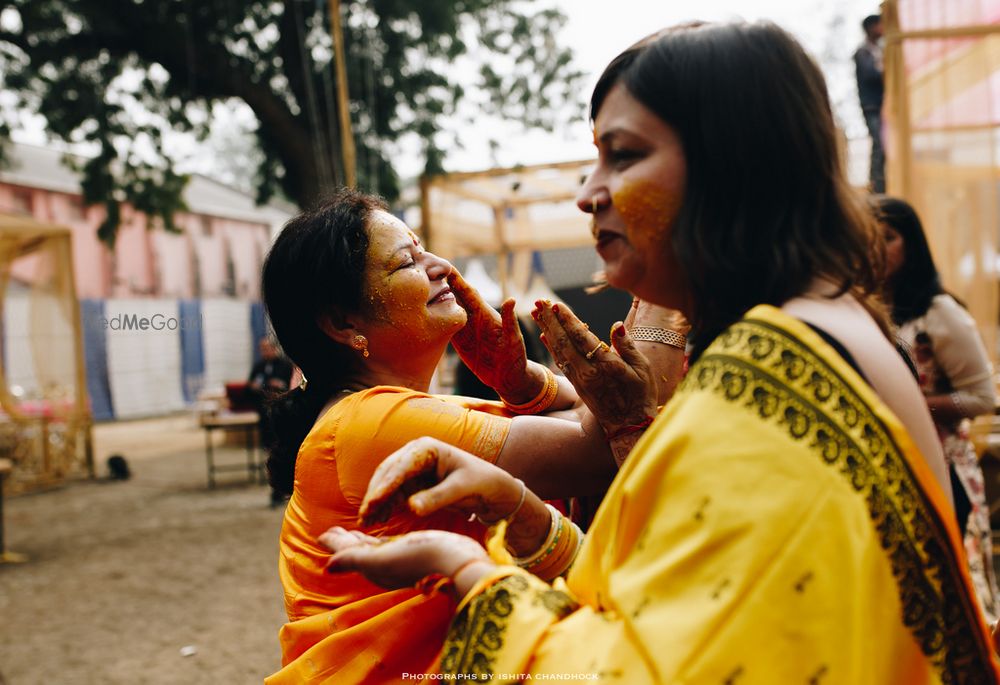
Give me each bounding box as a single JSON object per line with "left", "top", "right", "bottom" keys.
{"left": 502, "top": 366, "right": 558, "bottom": 415}
{"left": 511, "top": 503, "right": 584, "bottom": 581}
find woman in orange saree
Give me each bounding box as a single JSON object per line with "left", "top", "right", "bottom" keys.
{"left": 319, "top": 23, "right": 1000, "bottom": 683}
{"left": 260, "top": 189, "right": 686, "bottom": 683}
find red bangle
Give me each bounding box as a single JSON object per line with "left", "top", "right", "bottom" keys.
{"left": 605, "top": 415, "right": 654, "bottom": 441}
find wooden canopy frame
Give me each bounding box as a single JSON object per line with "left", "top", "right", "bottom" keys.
{"left": 0, "top": 212, "right": 93, "bottom": 493}
{"left": 420, "top": 159, "right": 596, "bottom": 298}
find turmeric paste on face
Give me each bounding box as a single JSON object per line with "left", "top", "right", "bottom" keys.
{"left": 613, "top": 179, "right": 680, "bottom": 249}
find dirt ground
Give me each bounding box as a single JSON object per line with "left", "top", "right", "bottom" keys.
{"left": 0, "top": 415, "right": 289, "bottom": 684}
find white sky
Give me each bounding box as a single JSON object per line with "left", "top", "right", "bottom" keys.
{"left": 8, "top": 0, "right": 882, "bottom": 189}
{"left": 421, "top": 0, "right": 882, "bottom": 179}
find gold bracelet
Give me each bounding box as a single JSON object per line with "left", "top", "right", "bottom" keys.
{"left": 503, "top": 366, "right": 558, "bottom": 415}
{"left": 474, "top": 478, "right": 527, "bottom": 526}
{"left": 630, "top": 326, "right": 686, "bottom": 349}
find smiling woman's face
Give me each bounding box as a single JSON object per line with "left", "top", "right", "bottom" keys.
{"left": 577, "top": 83, "right": 689, "bottom": 311}
{"left": 357, "top": 211, "right": 467, "bottom": 348}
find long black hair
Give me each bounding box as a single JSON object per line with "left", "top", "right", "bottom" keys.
{"left": 261, "top": 188, "right": 385, "bottom": 494}
{"left": 875, "top": 195, "right": 945, "bottom": 326}
{"left": 590, "top": 22, "right": 883, "bottom": 357}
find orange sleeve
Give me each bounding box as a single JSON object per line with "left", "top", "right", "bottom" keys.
{"left": 333, "top": 387, "right": 512, "bottom": 507}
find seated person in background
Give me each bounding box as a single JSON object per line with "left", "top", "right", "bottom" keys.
{"left": 260, "top": 188, "right": 686, "bottom": 684}
{"left": 248, "top": 337, "right": 294, "bottom": 402}
{"left": 247, "top": 337, "right": 294, "bottom": 506}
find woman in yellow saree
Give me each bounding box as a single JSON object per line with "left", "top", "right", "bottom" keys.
{"left": 319, "top": 22, "right": 1000, "bottom": 684}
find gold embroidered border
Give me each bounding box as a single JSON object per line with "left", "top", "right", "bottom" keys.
{"left": 680, "top": 317, "right": 994, "bottom": 685}
{"left": 440, "top": 573, "right": 576, "bottom": 677}
{"left": 472, "top": 414, "right": 511, "bottom": 465}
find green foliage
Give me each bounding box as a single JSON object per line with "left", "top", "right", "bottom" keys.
{"left": 0, "top": 0, "right": 584, "bottom": 245}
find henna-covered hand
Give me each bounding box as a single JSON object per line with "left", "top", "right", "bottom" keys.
{"left": 447, "top": 270, "right": 542, "bottom": 404}
{"left": 320, "top": 527, "right": 491, "bottom": 591}
{"left": 359, "top": 437, "right": 522, "bottom": 525}
{"left": 624, "top": 297, "right": 689, "bottom": 406}
{"left": 359, "top": 437, "right": 551, "bottom": 556}
{"left": 534, "top": 300, "right": 657, "bottom": 437}
{"left": 624, "top": 297, "right": 691, "bottom": 336}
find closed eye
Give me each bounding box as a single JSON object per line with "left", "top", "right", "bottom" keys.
{"left": 606, "top": 149, "right": 643, "bottom": 167}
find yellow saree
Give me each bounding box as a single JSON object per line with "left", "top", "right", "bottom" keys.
{"left": 440, "top": 306, "right": 999, "bottom": 684}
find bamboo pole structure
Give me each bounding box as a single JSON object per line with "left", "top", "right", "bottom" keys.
{"left": 883, "top": 0, "right": 914, "bottom": 197}
{"left": 328, "top": 0, "right": 356, "bottom": 187}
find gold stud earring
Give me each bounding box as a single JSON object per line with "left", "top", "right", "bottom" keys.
{"left": 352, "top": 334, "right": 370, "bottom": 358}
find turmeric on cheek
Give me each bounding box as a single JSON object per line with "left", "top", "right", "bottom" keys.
{"left": 365, "top": 284, "right": 391, "bottom": 321}
{"left": 612, "top": 180, "right": 680, "bottom": 248}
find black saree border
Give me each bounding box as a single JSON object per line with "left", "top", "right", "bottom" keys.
{"left": 439, "top": 572, "right": 577, "bottom": 678}
{"left": 682, "top": 314, "right": 996, "bottom": 685}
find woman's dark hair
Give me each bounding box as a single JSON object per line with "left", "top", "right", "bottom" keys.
{"left": 261, "top": 188, "right": 385, "bottom": 494}
{"left": 590, "top": 22, "right": 884, "bottom": 357}
{"left": 874, "top": 195, "right": 945, "bottom": 325}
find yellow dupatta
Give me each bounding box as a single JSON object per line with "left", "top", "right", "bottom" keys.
{"left": 439, "top": 305, "right": 1000, "bottom": 684}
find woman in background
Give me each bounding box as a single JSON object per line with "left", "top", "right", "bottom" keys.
{"left": 879, "top": 194, "right": 1000, "bottom": 624}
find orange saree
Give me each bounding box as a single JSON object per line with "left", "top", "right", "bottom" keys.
{"left": 265, "top": 386, "right": 511, "bottom": 684}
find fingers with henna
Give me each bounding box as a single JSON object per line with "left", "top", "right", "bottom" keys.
{"left": 535, "top": 301, "right": 605, "bottom": 366}
{"left": 610, "top": 322, "right": 649, "bottom": 371}
{"left": 533, "top": 302, "right": 580, "bottom": 370}
{"left": 360, "top": 441, "right": 440, "bottom": 525}
{"left": 624, "top": 297, "right": 640, "bottom": 329}
{"left": 499, "top": 299, "right": 524, "bottom": 345}
{"left": 319, "top": 526, "right": 379, "bottom": 554}
{"left": 447, "top": 271, "right": 486, "bottom": 311}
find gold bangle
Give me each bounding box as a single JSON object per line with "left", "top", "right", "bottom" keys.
{"left": 503, "top": 366, "right": 558, "bottom": 415}
{"left": 630, "top": 326, "right": 686, "bottom": 349}
{"left": 513, "top": 505, "right": 582, "bottom": 580}
{"left": 475, "top": 478, "right": 527, "bottom": 526}
{"left": 513, "top": 504, "right": 561, "bottom": 566}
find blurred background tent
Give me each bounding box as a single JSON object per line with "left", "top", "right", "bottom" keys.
{"left": 883, "top": 0, "right": 1000, "bottom": 364}
{"left": 0, "top": 213, "right": 92, "bottom": 493}
{"left": 421, "top": 159, "right": 596, "bottom": 305}
{"left": 420, "top": 158, "right": 634, "bottom": 329}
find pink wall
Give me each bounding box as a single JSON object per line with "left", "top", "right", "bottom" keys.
{"left": 0, "top": 183, "right": 270, "bottom": 300}
{"left": 152, "top": 226, "right": 194, "bottom": 298}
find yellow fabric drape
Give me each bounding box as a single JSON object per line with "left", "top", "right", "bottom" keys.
{"left": 441, "top": 305, "right": 999, "bottom": 684}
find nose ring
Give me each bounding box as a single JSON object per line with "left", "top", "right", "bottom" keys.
{"left": 592, "top": 197, "right": 599, "bottom": 214}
